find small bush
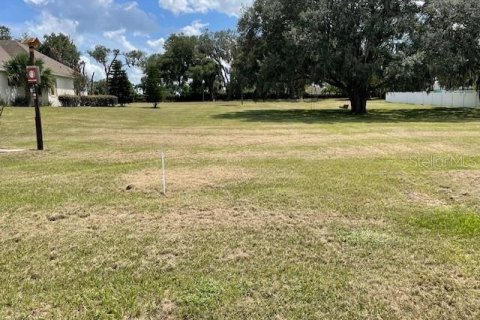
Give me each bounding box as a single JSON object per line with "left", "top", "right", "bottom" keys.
{"left": 83, "top": 95, "right": 118, "bottom": 107}
{"left": 58, "top": 95, "right": 80, "bottom": 107}
{"left": 12, "top": 97, "right": 29, "bottom": 107}
{"left": 59, "top": 95, "right": 119, "bottom": 107}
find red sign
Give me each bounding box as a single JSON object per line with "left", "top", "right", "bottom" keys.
{"left": 26, "top": 66, "right": 40, "bottom": 85}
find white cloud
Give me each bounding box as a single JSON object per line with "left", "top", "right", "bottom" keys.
{"left": 103, "top": 29, "right": 137, "bottom": 52}
{"left": 159, "top": 0, "right": 190, "bottom": 14}
{"left": 80, "top": 55, "right": 105, "bottom": 80}
{"left": 24, "top": 0, "right": 52, "bottom": 4}
{"left": 24, "top": 0, "right": 157, "bottom": 68}
{"left": 147, "top": 38, "right": 166, "bottom": 53}
{"left": 129, "top": 66, "right": 143, "bottom": 85}
{"left": 133, "top": 31, "right": 150, "bottom": 38}
{"left": 24, "top": 0, "right": 157, "bottom": 34}
{"left": 27, "top": 11, "right": 79, "bottom": 38}
{"left": 180, "top": 20, "right": 209, "bottom": 36}
{"left": 159, "top": 0, "right": 252, "bottom": 17}
{"left": 124, "top": 1, "right": 139, "bottom": 10}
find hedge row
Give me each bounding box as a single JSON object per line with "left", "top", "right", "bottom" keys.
{"left": 58, "top": 95, "right": 118, "bottom": 107}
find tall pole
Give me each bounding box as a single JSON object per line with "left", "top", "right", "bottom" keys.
{"left": 29, "top": 45, "right": 44, "bottom": 151}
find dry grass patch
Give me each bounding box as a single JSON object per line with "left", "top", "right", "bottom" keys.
{"left": 350, "top": 243, "right": 480, "bottom": 320}
{"left": 121, "top": 166, "right": 256, "bottom": 193}
{"left": 404, "top": 190, "right": 447, "bottom": 207}
{"left": 45, "top": 150, "right": 161, "bottom": 164}
{"left": 431, "top": 170, "right": 480, "bottom": 208}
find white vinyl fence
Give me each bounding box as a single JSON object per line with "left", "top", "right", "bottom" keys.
{"left": 386, "top": 90, "right": 480, "bottom": 108}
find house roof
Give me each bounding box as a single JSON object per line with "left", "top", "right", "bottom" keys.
{"left": 0, "top": 40, "right": 75, "bottom": 78}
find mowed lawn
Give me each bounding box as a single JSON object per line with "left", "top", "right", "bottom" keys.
{"left": 1, "top": 100, "right": 480, "bottom": 319}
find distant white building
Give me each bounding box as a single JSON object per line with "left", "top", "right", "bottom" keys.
{"left": 0, "top": 40, "right": 76, "bottom": 106}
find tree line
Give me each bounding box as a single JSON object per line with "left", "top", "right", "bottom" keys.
{"left": 141, "top": 31, "right": 237, "bottom": 105}
{"left": 140, "top": 0, "right": 480, "bottom": 114}
{"left": 1, "top": 0, "right": 479, "bottom": 113}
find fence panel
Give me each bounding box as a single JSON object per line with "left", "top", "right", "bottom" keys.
{"left": 386, "top": 90, "right": 479, "bottom": 108}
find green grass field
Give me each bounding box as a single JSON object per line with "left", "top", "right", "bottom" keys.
{"left": 1, "top": 99, "right": 480, "bottom": 319}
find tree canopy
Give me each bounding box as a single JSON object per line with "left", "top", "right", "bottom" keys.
{"left": 235, "top": 0, "right": 479, "bottom": 113}
{"left": 38, "top": 33, "right": 81, "bottom": 70}
{"left": 237, "top": 0, "right": 311, "bottom": 100}
{"left": 108, "top": 60, "right": 132, "bottom": 106}
{"left": 143, "top": 62, "right": 166, "bottom": 107}
{"left": 198, "top": 30, "right": 237, "bottom": 98}
{"left": 421, "top": 0, "right": 480, "bottom": 91}
{"left": 0, "top": 25, "right": 12, "bottom": 40}
{"left": 144, "top": 33, "right": 231, "bottom": 101}
{"left": 237, "top": 0, "right": 423, "bottom": 113}
{"left": 88, "top": 45, "right": 121, "bottom": 80}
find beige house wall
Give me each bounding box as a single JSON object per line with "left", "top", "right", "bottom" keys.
{"left": 48, "top": 76, "right": 75, "bottom": 106}
{"left": 0, "top": 71, "right": 75, "bottom": 106}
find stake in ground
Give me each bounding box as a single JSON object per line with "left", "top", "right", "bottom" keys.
{"left": 1, "top": 100, "right": 480, "bottom": 319}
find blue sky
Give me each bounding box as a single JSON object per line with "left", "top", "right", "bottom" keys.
{"left": 0, "top": 0, "right": 251, "bottom": 82}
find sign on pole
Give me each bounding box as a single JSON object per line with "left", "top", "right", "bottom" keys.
{"left": 26, "top": 66, "right": 41, "bottom": 85}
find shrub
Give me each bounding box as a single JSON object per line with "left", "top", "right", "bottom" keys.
{"left": 79, "top": 95, "right": 118, "bottom": 107}
{"left": 12, "top": 97, "right": 29, "bottom": 107}
{"left": 58, "top": 95, "right": 80, "bottom": 107}
{"left": 59, "top": 95, "right": 119, "bottom": 107}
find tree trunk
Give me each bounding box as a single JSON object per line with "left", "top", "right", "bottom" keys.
{"left": 289, "top": 81, "right": 296, "bottom": 99}
{"left": 349, "top": 89, "right": 368, "bottom": 115}
{"left": 90, "top": 73, "right": 95, "bottom": 95}
{"left": 226, "top": 85, "right": 231, "bottom": 101}
{"left": 209, "top": 85, "right": 215, "bottom": 102}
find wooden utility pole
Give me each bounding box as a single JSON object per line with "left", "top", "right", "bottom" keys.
{"left": 26, "top": 38, "right": 44, "bottom": 151}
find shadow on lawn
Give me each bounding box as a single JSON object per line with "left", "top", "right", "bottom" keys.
{"left": 213, "top": 107, "right": 480, "bottom": 124}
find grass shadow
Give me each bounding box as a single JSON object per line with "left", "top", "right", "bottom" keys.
{"left": 213, "top": 107, "right": 480, "bottom": 124}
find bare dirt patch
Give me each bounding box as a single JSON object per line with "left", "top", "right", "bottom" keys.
{"left": 121, "top": 166, "right": 256, "bottom": 193}
{"left": 431, "top": 170, "right": 480, "bottom": 208}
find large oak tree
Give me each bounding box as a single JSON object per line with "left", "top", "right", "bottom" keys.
{"left": 304, "top": 0, "right": 421, "bottom": 113}
{"left": 238, "top": 0, "right": 421, "bottom": 113}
